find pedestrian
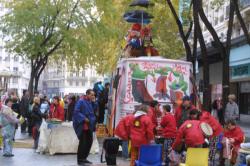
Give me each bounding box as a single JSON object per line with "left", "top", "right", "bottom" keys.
{"left": 66, "top": 95, "right": 76, "bottom": 121}
{"left": 31, "top": 97, "right": 46, "bottom": 150}
{"left": 0, "top": 101, "right": 3, "bottom": 150}
{"left": 220, "top": 119, "right": 244, "bottom": 166}
{"left": 200, "top": 110, "right": 223, "bottom": 166}
{"left": 19, "top": 90, "right": 30, "bottom": 133}
{"left": 174, "top": 96, "right": 196, "bottom": 128}
{"left": 225, "top": 94, "right": 239, "bottom": 122}
{"left": 73, "top": 89, "right": 97, "bottom": 165}
{"left": 49, "top": 96, "right": 64, "bottom": 121}
{"left": 63, "top": 95, "right": 69, "bottom": 120}
{"left": 211, "top": 98, "right": 224, "bottom": 125}
{"left": 40, "top": 96, "right": 50, "bottom": 115}
{"left": 160, "top": 104, "right": 177, "bottom": 166}
{"left": 0, "top": 98, "right": 20, "bottom": 157}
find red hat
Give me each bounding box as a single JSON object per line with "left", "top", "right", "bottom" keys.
{"left": 131, "top": 23, "right": 141, "bottom": 31}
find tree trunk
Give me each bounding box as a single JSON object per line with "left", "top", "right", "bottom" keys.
{"left": 28, "top": 69, "right": 35, "bottom": 96}
{"left": 34, "top": 76, "right": 39, "bottom": 92}
{"left": 222, "top": 0, "right": 235, "bottom": 111}
{"left": 194, "top": 0, "right": 210, "bottom": 110}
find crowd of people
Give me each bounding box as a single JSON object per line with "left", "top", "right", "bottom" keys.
{"left": 0, "top": 82, "right": 110, "bottom": 162}
{"left": 115, "top": 95, "right": 244, "bottom": 166}
{"left": 0, "top": 84, "right": 246, "bottom": 166}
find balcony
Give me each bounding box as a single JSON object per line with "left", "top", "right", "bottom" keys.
{"left": 240, "top": 0, "right": 250, "bottom": 9}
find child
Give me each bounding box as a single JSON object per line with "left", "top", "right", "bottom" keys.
{"left": 0, "top": 98, "right": 20, "bottom": 157}
{"left": 220, "top": 119, "right": 244, "bottom": 166}
{"left": 160, "top": 104, "right": 177, "bottom": 166}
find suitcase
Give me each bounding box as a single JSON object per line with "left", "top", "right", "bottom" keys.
{"left": 101, "top": 137, "right": 120, "bottom": 165}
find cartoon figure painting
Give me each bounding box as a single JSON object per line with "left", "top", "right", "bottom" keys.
{"left": 127, "top": 62, "right": 189, "bottom": 104}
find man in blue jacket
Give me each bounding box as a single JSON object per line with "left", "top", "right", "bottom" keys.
{"left": 73, "top": 89, "right": 97, "bottom": 165}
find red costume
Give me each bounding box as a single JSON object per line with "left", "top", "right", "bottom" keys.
{"left": 147, "top": 106, "right": 158, "bottom": 129}
{"left": 49, "top": 104, "right": 64, "bottom": 121}
{"left": 224, "top": 126, "right": 244, "bottom": 149}
{"left": 172, "top": 120, "right": 205, "bottom": 150}
{"left": 129, "top": 114, "right": 154, "bottom": 147}
{"left": 222, "top": 126, "right": 244, "bottom": 165}
{"left": 174, "top": 105, "right": 196, "bottom": 128}
{"left": 200, "top": 111, "right": 223, "bottom": 137}
{"left": 115, "top": 115, "right": 134, "bottom": 140}
{"left": 117, "top": 113, "right": 154, "bottom": 166}
{"left": 160, "top": 113, "right": 177, "bottom": 139}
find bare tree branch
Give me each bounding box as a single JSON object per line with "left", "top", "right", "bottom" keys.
{"left": 166, "top": 0, "right": 192, "bottom": 61}
{"left": 233, "top": 0, "right": 250, "bottom": 45}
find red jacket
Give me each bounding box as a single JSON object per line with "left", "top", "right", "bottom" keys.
{"left": 172, "top": 120, "right": 205, "bottom": 149}
{"left": 175, "top": 105, "right": 196, "bottom": 128}
{"left": 160, "top": 113, "right": 177, "bottom": 139}
{"left": 200, "top": 111, "right": 223, "bottom": 137}
{"left": 115, "top": 115, "right": 133, "bottom": 140}
{"left": 224, "top": 126, "right": 244, "bottom": 149}
{"left": 49, "top": 104, "right": 65, "bottom": 121}
{"left": 147, "top": 106, "right": 158, "bottom": 129}
{"left": 129, "top": 114, "right": 154, "bottom": 147}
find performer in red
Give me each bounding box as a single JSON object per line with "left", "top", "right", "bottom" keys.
{"left": 49, "top": 96, "right": 64, "bottom": 121}
{"left": 172, "top": 110, "right": 205, "bottom": 151}
{"left": 220, "top": 119, "right": 244, "bottom": 166}
{"left": 116, "top": 105, "right": 154, "bottom": 166}
{"left": 147, "top": 100, "right": 162, "bottom": 136}
{"left": 200, "top": 110, "right": 223, "bottom": 166}
{"left": 174, "top": 96, "right": 196, "bottom": 128}
{"left": 160, "top": 105, "right": 177, "bottom": 166}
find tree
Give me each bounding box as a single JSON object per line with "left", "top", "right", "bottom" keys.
{"left": 0, "top": 0, "right": 97, "bottom": 95}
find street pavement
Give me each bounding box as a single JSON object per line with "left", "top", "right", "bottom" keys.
{"left": 0, "top": 148, "right": 129, "bottom": 166}
{"left": 1, "top": 129, "right": 129, "bottom": 166}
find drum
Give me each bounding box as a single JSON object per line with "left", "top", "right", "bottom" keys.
{"left": 200, "top": 122, "right": 213, "bottom": 137}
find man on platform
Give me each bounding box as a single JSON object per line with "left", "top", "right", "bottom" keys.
{"left": 73, "top": 89, "right": 97, "bottom": 165}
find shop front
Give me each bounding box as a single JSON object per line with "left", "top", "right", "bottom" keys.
{"left": 230, "top": 44, "right": 250, "bottom": 115}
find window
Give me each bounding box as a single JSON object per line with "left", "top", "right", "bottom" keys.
{"left": 14, "top": 56, "right": 19, "bottom": 62}
{"left": 12, "top": 77, "right": 18, "bottom": 84}
{"left": 70, "top": 72, "right": 73, "bottom": 77}
{"left": 5, "top": 55, "right": 10, "bottom": 61}
{"left": 225, "top": 5, "right": 230, "bottom": 19}
{"left": 69, "top": 81, "right": 73, "bottom": 86}
{"left": 82, "top": 81, "right": 86, "bottom": 86}
{"left": 82, "top": 71, "right": 85, "bottom": 77}
{"left": 76, "top": 72, "right": 79, "bottom": 77}
{"left": 219, "top": 15, "right": 224, "bottom": 22}
{"left": 0, "top": 56, "right": 2, "bottom": 61}
{"left": 214, "top": 17, "right": 218, "bottom": 25}
{"left": 13, "top": 67, "right": 18, "bottom": 72}
{"left": 76, "top": 81, "right": 79, "bottom": 86}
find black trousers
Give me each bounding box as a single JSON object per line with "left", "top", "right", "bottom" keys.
{"left": 77, "top": 130, "right": 93, "bottom": 162}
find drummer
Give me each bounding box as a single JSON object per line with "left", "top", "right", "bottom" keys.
{"left": 172, "top": 109, "right": 212, "bottom": 151}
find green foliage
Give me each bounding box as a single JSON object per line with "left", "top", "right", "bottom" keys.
{"left": 1, "top": 0, "right": 185, "bottom": 74}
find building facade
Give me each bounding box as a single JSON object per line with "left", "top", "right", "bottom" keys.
{"left": 196, "top": 0, "right": 250, "bottom": 114}
{"left": 40, "top": 61, "right": 104, "bottom": 98}
{"left": 0, "top": 3, "right": 31, "bottom": 97}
